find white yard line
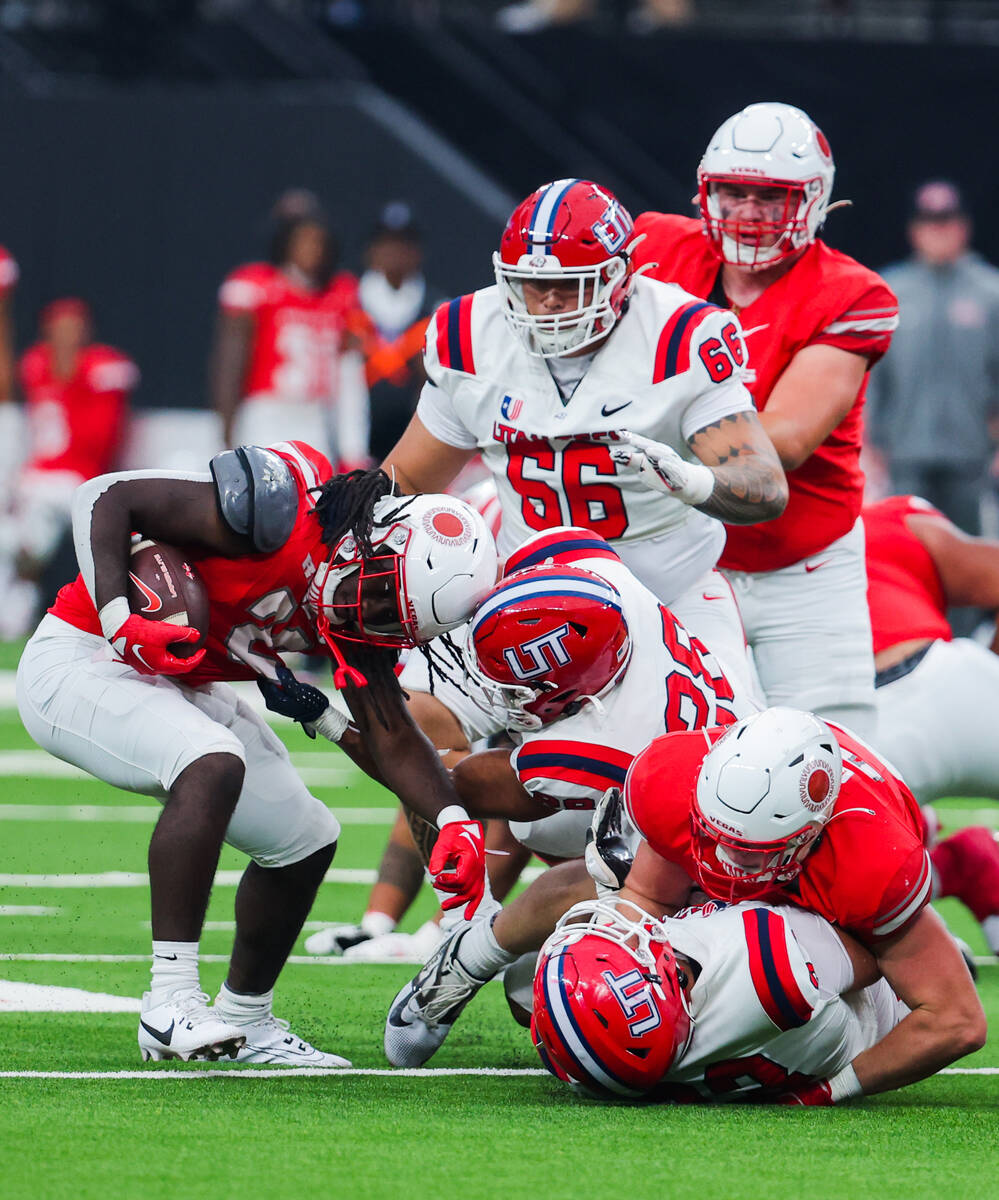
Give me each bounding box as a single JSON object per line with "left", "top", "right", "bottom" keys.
{"left": 0, "top": 750, "right": 357, "bottom": 787}
{"left": 0, "top": 865, "right": 545, "bottom": 888}
{"left": 0, "top": 805, "right": 396, "bottom": 824}
{"left": 0, "top": 905, "right": 60, "bottom": 916}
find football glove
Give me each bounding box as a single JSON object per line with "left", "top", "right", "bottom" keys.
{"left": 607, "top": 431, "right": 715, "bottom": 506}
{"left": 256, "top": 665, "right": 348, "bottom": 742}
{"left": 778, "top": 1079, "right": 834, "bottom": 1106}
{"left": 429, "top": 809, "right": 486, "bottom": 920}
{"left": 99, "top": 598, "right": 205, "bottom": 677}
{"left": 584, "top": 787, "right": 635, "bottom": 893}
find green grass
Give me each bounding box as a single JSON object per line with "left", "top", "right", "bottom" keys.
{"left": 1, "top": 659, "right": 997, "bottom": 1200}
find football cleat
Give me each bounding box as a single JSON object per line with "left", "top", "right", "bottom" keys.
{"left": 138, "top": 988, "right": 246, "bottom": 1063}
{"left": 231, "top": 1015, "right": 351, "bottom": 1067}
{"left": 303, "top": 923, "right": 373, "bottom": 956}
{"left": 343, "top": 921, "right": 445, "bottom": 964}
{"left": 384, "top": 927, "right": 488, "bottom": 1067}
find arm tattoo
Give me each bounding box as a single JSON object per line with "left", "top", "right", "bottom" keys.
{"left": 403, "top": 806, "right": 439, "bottom": 864}
{"left": 687, "top": 411, "right": 788, "bottom": 525}
{"left": 377, "top": 838, "right": 429, "bottom": 889}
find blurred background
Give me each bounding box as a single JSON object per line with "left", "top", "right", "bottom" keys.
{"left": 1, "top": 0, "right": 998, "bottom": 629}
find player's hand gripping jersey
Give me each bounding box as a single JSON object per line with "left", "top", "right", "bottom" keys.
{"left": 632, "top": 214, "right": 898, "bottom": 571}
{"left": 656, "top": 901, "right": 906, "bottom": 1101}
{"left": 417, "top": 277, "right": 753, "bottom": 570}
{"left": 624, "top": 723, "right": 931, "bottom": 945}
{"left": 50, "top": 440, "right": 334, "bottom": 686}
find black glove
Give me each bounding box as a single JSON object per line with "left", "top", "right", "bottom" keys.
{"left": 256, "top": 664, "right": 330, "bottom": 737}
{"left": 584, "top": 788, "right": 635, "bottom": 891}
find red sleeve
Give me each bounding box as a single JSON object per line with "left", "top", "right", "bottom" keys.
{"left": 811, "top": 278, "right": 899, "bottom": 365}
{"left": 270, "top": 439, "right": 334, "bottom": 490}
{"left": 218, "top": 263, "right": 272, "bottom": 315}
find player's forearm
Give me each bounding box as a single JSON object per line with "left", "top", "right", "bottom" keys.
{"left": 850, "top": 1001, "right": 986, "bottom": 1096}
{"left": 695, "top": 458, "right": 788, "bottom": 524}
{"left": 364, "top": 715, "right": 465, "bottom": 827}
{"left": 493, "top": 859, "right": 595, "bottom": 956}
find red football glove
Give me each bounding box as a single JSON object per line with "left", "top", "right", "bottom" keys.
{"left": 778, "top": 1078, "right": 834, "bottom": 1106}
{"left": 429, "top": 817, "right": 486, "bottom": 920}
{"left": 106, "top": 613, "right": 206, "bottom": 677}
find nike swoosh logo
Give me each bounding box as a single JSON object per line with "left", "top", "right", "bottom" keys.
{"left": 701, "top": 594, "right": 725, "bottom": 602}
{"left": 461, "top": 831, "right": 479, "bottom": 849}
{"left": 600, "top": 401, "right": 632, "bottom": 417}
{"left": 804, "top": 560, "right": 830, "bottom": 573}
{"left": 131, "top": 646, "right": 154, "bottom": 672}
{"left": 140, "top": 1017, "right": 175, "bottom": 1046}
{"left": 154, "top": 953, "right": 178, "bottom": 961}
{"left": 741, "top": 324, "right": 770, "bottom": 338}
{"left": 387, "top": 988, "right": 417, "bottom": 1028}
{"left": 128, "top": 572, "right": 163, "bottom": 615}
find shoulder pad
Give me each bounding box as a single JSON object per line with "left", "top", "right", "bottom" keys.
{"left": 210, "top": 445, "right": 298, "bottom": 553}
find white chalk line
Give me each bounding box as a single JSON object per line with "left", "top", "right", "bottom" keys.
{"left": 0, "top": 1067, "right": 993, "bottom": 1081}
{"left": 0, "top": 865, "right": 546, "bottom": 888}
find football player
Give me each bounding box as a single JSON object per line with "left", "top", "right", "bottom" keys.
{"left": 381, "top": 523, "right": 756, "bottom": 1067}
{"left": 866, "top": 493, "right": 999, "bottom": 955}
{"left": 629, "top": 103, "right": 899, "bottom": 738}
{"left": 210, "top": 189, "right": 369, "bottom": 469}
{"left": 16, "top": 443, "right": 496, "bottom": 1065}
{"left": 531, "top": 894, "right": 905, "bottom": 1104}
{"left": 382, "top": 177, "right": 788, "bottom": 703}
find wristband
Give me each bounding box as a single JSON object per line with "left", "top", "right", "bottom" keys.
{"left": 683, "top": 461, "right": 716, "bottom": 506}
{"left": 99, "top": 596, "right": 131, "bottom": 641}
{"left": 436, "top": 805, "right": 471, "bottom": 830}
{"left": 828, "top": 1064, "right": 863, "bottom": 1103}
{"left": 304, "top": 705, "right": 349, "bottom": 743}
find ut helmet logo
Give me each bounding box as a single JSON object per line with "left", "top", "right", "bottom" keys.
{"left": 602, "top": 968, "right": 663, "bottom": 1037}
{"left": 502, "top": 623, "right": 572, "bottom": 681}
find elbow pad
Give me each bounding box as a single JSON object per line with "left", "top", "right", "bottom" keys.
{"left": 210, "top": 445, "right": 298, "bottom": 553}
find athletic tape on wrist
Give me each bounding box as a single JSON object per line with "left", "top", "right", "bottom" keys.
{"left": 99, "top": 596, "right": 131, "bottom": 641}
{"left": 436, "top": 805, "right": 471, "bottom": 830}
{"left": 829, "top": 1063, "right": 863, "bottom": 1103}
{"left": 306, "top": 705, "right": 349, "bottom": 743}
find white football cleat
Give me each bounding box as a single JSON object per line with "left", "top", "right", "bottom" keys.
{"left": 384, "top": 927, "right": 488, "bottom": 1068}
{"left": 303, "top": 923, "right": 372, "bottom": 956}
{"left": 343, "top": 921, "right": 445, "bottom": 964}
{"left": 231, "top": 1015, "right": 351, "bottom": 1067}
{"left": 138, "top": 988, "right": 246, "bottom": 1062}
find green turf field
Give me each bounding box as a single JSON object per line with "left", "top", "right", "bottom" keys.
{"left": 1, "top": 637, "right": 996, "bottom": 1200}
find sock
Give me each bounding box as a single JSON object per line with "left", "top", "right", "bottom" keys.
{"left": 456, "top": 916, "right": 517, "bottom": 981}
{"left": 361, "top": 911, "right": 396, "bottom": 938}
{"left": 436, "top": 872, "right": 503, "bottom": 935}
{"left": 214, "top": 981, "right": 273, "bottom": 1026}
{"left": 149, "top": 940, "right": 200, "bottom": 1002}
{"left": 983, "top": 915, "right": 999, "bottom": 956}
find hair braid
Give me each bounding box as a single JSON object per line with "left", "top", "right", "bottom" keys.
{"left": 311, "top": 467, "right": 394, "bottom": 554}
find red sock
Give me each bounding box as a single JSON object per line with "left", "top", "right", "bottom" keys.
{"left": 931, "top": 827, "right": 999, "bottom": 922}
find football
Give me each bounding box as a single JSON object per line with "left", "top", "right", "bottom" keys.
{"left": 127, "top": 538, "right": 210, "bottom": 657}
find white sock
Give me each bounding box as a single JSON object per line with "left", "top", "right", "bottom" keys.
{"left": 361, "top": 911, "right": 396, "bottom": 938}
{"left": 150, "top": 940, "right": 200, "bottom": 1002}
{"left": 435, "top": 873, "right": 503, "bottom": 935}
{"left": 214, "top": 981, "right": 273, "bottom": 1026}
{"left": 456, "top": 916, "right": 517, "bottom": 981}
{"left": 983, "top": 915, "right": 999, "bottom": 955}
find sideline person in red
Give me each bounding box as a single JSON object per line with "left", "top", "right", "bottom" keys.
{"left": 630, "top": 103, "right": 898, "bottom": 739}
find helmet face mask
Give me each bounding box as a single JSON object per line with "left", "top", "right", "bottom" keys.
{"left": 465, "top": 563, "right": 632, "bottom": 732}
{"left": 308, "top": 494, "right": 498, "bottom": 653}
{"left": 690, "top": 707, "right": 842, "bottom": 902}
{"left": 697, "top": 102, "right": 835, "bottom": 268}
{"left": 494, "top": 178, "right": 636, "bottom": 358}
{"left": 532, "top": 897, "right": 693, "bottom": 1099}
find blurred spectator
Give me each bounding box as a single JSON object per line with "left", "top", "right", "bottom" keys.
{"left": 866, "top": 181, "right": 999, "bottom": 538}
{"left": 496, "top": 0, "right": 692, "bottom": 33}
{"left": 355, "top": 202, "right": 438, "bottom": 462}
{"left": 0, "top": 244, "right": 20, "bottom": 511}
{"left": 210, "top": 188, "right": 370, "bottom": 469}
{"left": 0, "top": 298, "right": 137, "bottom": 638}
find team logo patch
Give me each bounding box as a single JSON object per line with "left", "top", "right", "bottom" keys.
{"left": 500, "top": 395, "right": 523, "bottom": 421}
{"left": 422, "top": 506, "right": 473, "bottom": 546}
{"left": 601, "top": 968, "right": 662, "bottom": 1037}
{"left": 528, "top": 255, "right": 549, "bottom": 269}
{"left": 800, "top": 759, "right": 834, "bottom": 811}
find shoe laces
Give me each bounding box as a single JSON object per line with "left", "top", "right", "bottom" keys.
{"left": 168, "top": 988, "right": 214, "bottom": 1021}
{"left": 412, "top": 940, "right": 484, "bottom": 1026}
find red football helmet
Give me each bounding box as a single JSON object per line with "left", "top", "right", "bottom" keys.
{"left": 532, "top": 897, "right": 693, "bottom": 1099}
{"left": 494, "top": 178, "right": 637, "bottom": 357}
{"left": 465, "top": 563, "right": 632, "bottom": 731}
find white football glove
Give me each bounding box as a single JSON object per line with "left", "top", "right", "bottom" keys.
{"left": 608, "top": 431, "right": 715, "bottom": 506}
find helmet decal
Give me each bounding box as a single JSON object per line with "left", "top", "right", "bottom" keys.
{"left": 502, "top": 622, "right": 573, "bottom": 681}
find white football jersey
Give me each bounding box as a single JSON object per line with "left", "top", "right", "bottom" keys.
{"left": 501, "top": 528, "right": 753, "bottom": 858}
{"left": 417, "top": 278, "right": 754, "bottom": 578}
{"left": 661, "top": 902, "right": 906, "bottom": 1100}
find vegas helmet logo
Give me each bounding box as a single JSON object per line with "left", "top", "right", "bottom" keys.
{"left": 602, "top": 967, "right": 663, "bottom": 1037}
{"left": 502, "top": 622, "right": 572, "bottom": 681}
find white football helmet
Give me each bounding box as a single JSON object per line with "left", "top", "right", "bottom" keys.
{"left": 697, "top": 102, "right": 835, "bottom": 268}
{"left": 309, "top": 493, "right": 498, "bottom": 650}
{"left": 691, "top": 706, "right": 842, "bottom": 900}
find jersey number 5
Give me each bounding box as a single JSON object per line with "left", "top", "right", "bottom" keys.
{"left": 506, "top": 440, "right": 629, "bottom": 539}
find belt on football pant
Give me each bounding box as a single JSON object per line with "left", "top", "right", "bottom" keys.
{"left": 874, "top": 642, "right": 933, "bottom": 689}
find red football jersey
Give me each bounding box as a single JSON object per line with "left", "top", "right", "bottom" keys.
{"left": 632, "top": 213, "right": 898, "bottom": 571}
{"left": 0, "top": 245, "right": 19, "bottom": 296}
{"left": 50, "top": 441, "right": 336, "bottom": 686}
{"left": 864, "top": 495, "right": 952, "bottom": 655}
{"left": 623, "top": 722, "right": 930, "bottom": 946}
{"left": 218, "top": 262, "right": 361, "bottom": 405}
{"left": 19, "top": 342, "right": 137, "bottom": 479}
